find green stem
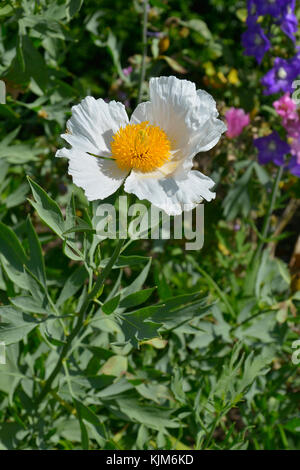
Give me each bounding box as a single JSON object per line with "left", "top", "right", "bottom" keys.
{"left": 36, "top": 239, "right": 125, "bottom": 404}
{"left": 203, "top": 410, "right": 223, "bottom": 450}
{"left": 188, "top": 256, "right": 236, "bottom": 318}
{"left": 278, "top": 424, "right": 289, "bottom": 449}
{"left": 253, "top": 165, "right": 283, "bottom": 262}
{"left": 137, "top": 0, "right": 148, "bottom": 105}
{"left": 234, "top": 308, "right": 272, "bottom": 328}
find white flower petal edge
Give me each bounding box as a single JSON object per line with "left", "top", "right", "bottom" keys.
{"left": 63, "top": 96, "right": 129, "bottom": 155}
{"left": 127, "top": 76, "right": 226, "bottom": 214}
{"left": 131, "top": 76, "right": 226, "bottom": 170}
{"left": 57, "top": 146, "right": 127, "bottom": 201}
{"left": 56, "top": 96, "right": 129, "bottom": 200}
{"left": 124, "top": 169, "right": 215, "bottom": 216}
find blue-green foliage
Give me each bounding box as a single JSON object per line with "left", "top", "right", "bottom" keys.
{"left": 0, "top": 0, "right": 299, "bottom": 450}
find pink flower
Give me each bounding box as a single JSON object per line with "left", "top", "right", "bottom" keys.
{"left": 283, "top": 117, "right": 300, "bottom": 138}
{"left": 225, "top": 108, "right": 250, "bottom": 138}
{"left": 122, "top": 66, "right": 132, "bottom": 77}
{"left": 273, "top": 92, "right": 297, "bottom": 120}
{"left": 273, "top": 93, "right": 300, "bottom": 138}
{"left": 290, "top": 137, "right": 300, "bottom": 164}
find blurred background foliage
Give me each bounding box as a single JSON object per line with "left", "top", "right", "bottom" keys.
{"left": 0, "top": 0, "right": 299, "bottom": 450}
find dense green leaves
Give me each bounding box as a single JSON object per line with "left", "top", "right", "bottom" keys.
{"left": 0, "top": 0, "right": 298, "bottom": 452}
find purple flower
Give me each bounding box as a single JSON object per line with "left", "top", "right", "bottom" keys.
{"left": 254, "top": 132, "right": 290, "bottom": 166}
{"left": 261, "top": 57, "right": 300, "bottom": 95}
{"left": 288, "top": 156, "right": 300, "bottom": 176}
{"left": 117, "top": 91, "right": 130, "bottom": 108}
{"left": 246, "top": 0, "right": 259, "bottom": 25}
{"left": 279, "top": 0, "right": 298, "bottom": 43}
{"left": 253, "top": 0, "right": 286, "bottom": 17}
{"left": 242, "top": 24, "right": 271, "bottom": 64}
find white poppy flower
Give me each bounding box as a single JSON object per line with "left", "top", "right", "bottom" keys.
{"left": 56, "top": 76, "right": 226, "bottom": 215}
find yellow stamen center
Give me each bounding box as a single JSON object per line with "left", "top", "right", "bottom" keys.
{"left": 111, "top": 121, "right": 171, "bottom": 173}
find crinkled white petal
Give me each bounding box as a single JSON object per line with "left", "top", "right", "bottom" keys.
{"left": 130, "top": 76, "right": 226, "bottom": 173}
{"left": 124, "top": 168, "right": 215, "bottom": 216}
{"left": 61, "top": 96, "right": 129, "bottom": 155}
{"left": 130, "top": 101, "right": 153, "bottom": 126}
{"left": 131, "top": 77, "right": 196, "bottom": 150}
{"left": 56, "top": 146, "right": 127, "bottom": 201}
{"left": 184, "top": 89, "right": 227, "bottom": 159}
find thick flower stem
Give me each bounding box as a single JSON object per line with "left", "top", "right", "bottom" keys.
{"left": 137, "top": 0, "right": 148, "bottom": 105}
{"left": 36, "top": 239, "right": 125, "bottom": 405}
{"left": 253, "top": 165, "right": 283, "bottom": 262}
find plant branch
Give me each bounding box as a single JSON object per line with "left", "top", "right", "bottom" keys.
{"left": 252, "top": 165, "right": 283, "bottom": 263}
{"left": 269, "top": 198, "right": 300, "bottom": 256}
{"left": 36, "top": 239, "right": 125, "bottom": 404}
{"left": 137, "top": 0, "right": 148, "bottom": 105}
{"left": 188, "top": 256, "right": 236, "bottom": 318}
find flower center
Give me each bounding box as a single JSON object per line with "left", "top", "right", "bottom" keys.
{"left": 268, "top": 142, "right": 276, "bottom": 151}
{"left": 111, "top": 121, "right": 171, "bottom": 173}
{"left": 254, "top": 35, "right": 263, "bottom": 45}
{"left": 277, "top": 67, "right": 287, "bottom": 80}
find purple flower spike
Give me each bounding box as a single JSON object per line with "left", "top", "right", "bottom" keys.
{"left": 246, "top": 0, "right": 259, "bottom": 25}
{"left": 280, "top": 0, "right": 298, "bottom": 43}
{"left": 242, "top": 24, "right": 271, "bottom": 64}
{"left": 253, "top": 0, "right": 286, "bottom": 17}
{"left": 254, "top": 132, "right": 290, "bottom": 166}
{"left": 261, "top": 57, "right": 300, "bottom": 95}
{"left": 288, "top": 156, "right": 300, "bottom": 176}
